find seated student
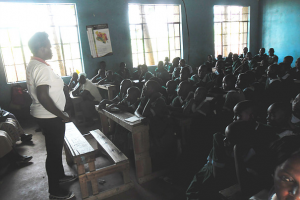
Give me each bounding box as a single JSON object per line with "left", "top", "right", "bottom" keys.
{"left": 116, "top": 62, "right": 130, "bottom": 79}
{"left": 254, "top": 48, "right": 268, "bottom": 62}
{"left": 180, "top": 59, "right": 193, "bottom": 74}
{"left": 164, "top": 57, "right": 172, "bottom": 72}
{"left": 224, "top": 52, "right": 233, "bottom": 66}
{"left": 203, "top": 60, "right": 225, "bottom": 89}
{"left": 149, "top": 77, "right": 168, "bottom": 98}
{"left": 290, "top": 57, "right": 300, "bottom": 80}
{"left": 135, "top": 80, "right": 175, "bottom": 168}
{"left": 234, "top": 52, "right": 257, "bottom": 75}
{"left": 267, "top": 102, "right": 296, "bottom": 138}
{"left": 190, "top": 65, "right": 208, "bottom": 86}
{"left": 283, "top": 55, "right": 294, "bottom": 72}
{"left": 132, "top": 65, "right": 142, "bottom": 80}
{"left": 278, "top": 63, "right": 294, "bottom": 102}
{"left": 107, "top": 86, "right": 141, "bottom": 114}
{"left": 165, "top": 80, "right": 177, "bottom": 105}
{"left": 0, "top": 109, "right": 32, "bottom": 142}
{"left": 183, "top": 87, "right": 210, "bottom": 117}
{"left": 0, "top": 130, "right": 32, "bottom": 166}
{"left": 139, "top": 64, "right": 153, "bottom": 82}
{"left": 267, "top": 48, "right": 279, "bottom": 65}
{"left": 169, "top": 80, "right": 193, "bottom": 114}
{"left": 231, "top": 53, "right": 242, "bottom": 73}
{"left": 174, "top": 66, "right": 192, "bottom": 86}
{"left": 154, "top": 61, "right": 170, "bottom": 85}
{"left": 97, "top": 70, "right": 123, "bottom": 86}
{"left": 186, "top": 121, "right": 258, "bottom": 200}
{"left": 222, "top": 74, "right": 245, "bottom": 112}
{"left": 68, "top": 72, "right": 78, "bottom": 91}
{"left": 239, "top": 47, "right": 248, "bottom": 59}
{"left": 216, "top": 55, "right": 223, "bottom": 61}
{"left": 98, "top": 79, "right": 132, "bottom": 109}
{"left": 204, "top": 55, "right": 214, "bottom": 73}
{"left": 170, "top": 57, "right": 180, "bottom": 74}
{"left": 265, "top": 64, "right": 285, "bottom": 105}
{"left": 90, "top": 69, "right": 106, "bottom": 83}
{"left": 171, "top": 57, "right": 181, "bottom": 80}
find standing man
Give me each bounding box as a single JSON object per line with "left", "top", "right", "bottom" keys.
{"left": 26, "top": 32, "right": 76, "bottom": 200}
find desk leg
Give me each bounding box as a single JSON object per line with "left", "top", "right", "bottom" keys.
{"left": 132, "top": 127, "right": 152, "bottom": 183}
{"left": 107, "top": 87, "right": 114, "bottom": 100}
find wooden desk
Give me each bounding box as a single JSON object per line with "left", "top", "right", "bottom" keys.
{"left": 69, "top": 92, "right": 84, "bottom": 123}
{"left": 97, "top": 84, "right": 117, "bottom": 100}
{"left": 96, "top": 106, "right": 163, "bottom": 184}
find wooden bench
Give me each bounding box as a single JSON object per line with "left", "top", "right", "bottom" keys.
{"left": 64, "top": 122, "right": 133, "bottom": 199}
{"left": 96, "top": 106, "right": 165, "bottom": 184}
{"left": 97, "top": 84, "right": 117, "bottom": 100}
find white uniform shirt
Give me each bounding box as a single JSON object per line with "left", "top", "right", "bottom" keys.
{"left": 79, "top": 79, "right": 102, "bottom": 102}
{"left": 26, "top": 58, "right": 66, "bottom": 118}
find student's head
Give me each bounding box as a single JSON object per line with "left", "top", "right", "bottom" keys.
{"left": 296, "top": 58, "right": 300, "bottom": 69}
{"left": 164, "top": 57, "right": 169, "bottom": 63}
{"left": 267, "top": 103, "right": 292, "bottom": 128}
{"left": 217, "top": 55, "right": 223, "bottom": 61}
{"left": 141, "top": 64, "right": 148, "bottom": 73}
{"left": 207, "top": 55, "right": 213, "bottom": 62}
{"left": 259, "top": 48, "right": 265, "bottom": 56}
{"left": 222, "top": 74, "right": 237, "bottom": 91}
{"left": 278, "top": 63, "right": 287, "bottom": 77}
{"left": 268, "top": 135, "right": 300, "bottom": 200}
{"left": 268, "top": 48, "right": 275, "bottom": 56}
{"left": 180, "top": 66, "right": 190, "bottom": 81}
{"left": 106, "top": 70, "right": 113, "bottom": 79}
{"left": 177, "top": 80, "right": 192, "bottom": 98}
{"left": 194, "top": 87, "right": 207, "bottom": 103}
{"left": 99, "top": 61, "right": 106, "bottom": 70}
{"left": 166, "top": 80, "right": 177, "bottom": 94}
{"left": 172, "top": 57, "right": 179, "bottom": 67}
{"left": 78, "top": 73, "right": 87, "bottom": 84}
{"left": 267, "top": 64, "right": 279, "bottom": 79}
{"left": 235, "top": 73, "right": 249, "bottom": 89}
{"left": 157, "top": 61, "right": 164, "bottom": 70}
{"left": 292, "top": 93, "right": 300, "bottom": 118}
{"left": 215, "top": 61, "right": 225, "bottom": 73}
{"left": 142, "top": 80, "right": 160, "bottom": 98}
{"left": 120, "top": 79, "right": 132, "bottom": 94}
{"left": 243, "top": 47, "right": 248, "bottom": 55}
{"left": 246, "top": 52, "right": 252, "bottom": 60}
{"left": 126, "top": 86, "right": 141, "bottom": 103}
{"left": 119, "top": 62, "right": 126, "bottom": 70}
{"left": 72, "top": 72, "right": 78, "bottom": 80}
{"left": 137, "top": 65, "right": 142, "bottom": 72}
{"left": 227, "top": 52, "right": 233, "bottom": 58}
{"left": 224, "top": 121, "right": 255, "bottom": 153}
{"left": 284, "top": 56, "right": 294, "bottom": 66}
{"left": 197, "top": 65, "right": 207, "bottom": 79}
{"left": 28, "top": 32, "right": 52, "bottom": 60}
{"left": 180, "top": 59, "right": 186, "bottom": 67}
{"left": 232, "top": 54, "right": 239, "bottom": 62}
{"left": 149, "top": 77, "right": 163, "bottom": 86}
{"left": 233, "top": 100, "right": 258, "bottom": 122}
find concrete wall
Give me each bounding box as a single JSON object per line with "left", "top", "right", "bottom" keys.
{"left": 0, "top": 0, "right": 259, "bottom": 107}
{"left": 260, "top": 0, "right": 300, "bottom": 65}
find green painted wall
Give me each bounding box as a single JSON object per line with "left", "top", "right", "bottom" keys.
{"left": 0, "top": 0, "right": 260, "bottom": 107}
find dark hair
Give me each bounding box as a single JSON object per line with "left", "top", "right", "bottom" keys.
{"left": 28, "top": 32, "right": 49, "bottom": 55}
{"left": 284, "top": 56, "right": 294, "bottom": 64}
{"left": 146, "top": 80, "right": 161, "bottom": 92}
{"left": 128, "top": 86, "right": 141, "bottom": 96}
{"left": 224, "top": 74, "right": 237, "bottom": 84}
{"left": 149, "top": 77, "right": 163, "bottom": 86}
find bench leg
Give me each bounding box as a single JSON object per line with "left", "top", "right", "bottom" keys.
{"left": 79, "top": 175, "right": 89, "bottom": 199}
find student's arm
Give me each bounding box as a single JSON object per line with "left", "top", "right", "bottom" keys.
{"left": 37, "top": 85, "right": 70, "bottom": 122}
{"left": 142, "top": 92, "right": 161, "bottom": 117}
{"left": 108, "top": 104, "right": 132, "bottom": 112}
{"left": 97, "top": 77, "right": 107, "bottom": 85}
{"left": 135, "top": 98, "right": 147, "bottom": 118}
{"left": 90, "top": 73, "right": 101, "bottom": 83}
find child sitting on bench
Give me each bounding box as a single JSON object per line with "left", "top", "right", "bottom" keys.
{"left": 165, "top": 80, "right": 178, "bottom": 105}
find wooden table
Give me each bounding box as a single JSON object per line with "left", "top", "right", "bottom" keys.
{"left": 96, "top": 106, "right": 164, "bottom": 184}
{"left": 97, "top": 84, "right": 117, "bottom": 100}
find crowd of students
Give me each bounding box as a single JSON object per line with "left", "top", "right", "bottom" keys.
{"left": 66, "top": 47, "right": 300, "bottom": 200}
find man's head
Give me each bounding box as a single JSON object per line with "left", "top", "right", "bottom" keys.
{"left": 141, "top": 64, "right": 148, "bottom": 73}
{"left": 177, "top": 80, "right": 192, "bottom": 99}
{"left": 283, "top": 56, "right": 294, "bottom": 66}
{"left": 198, "top": 65, "right": 208, "bottom": 79}
{"left": 217, "top": 55, "right": 223, "bottom": 61}
{"left": 157, "top": 61, "right": 164, "bottom": 70}
{"left": 180, "top": 66, "right": 190, "bottom": 81}
{"left": 267, "top": 64, "right": 279, "bottom": 79}
{"left": 78, "top": 72, "right": 87, "bottom": 84}
{"left": 267, "top": 103, "right": 292, "bottom": 128}
{"left": 207, "top": 55, "right": 213, "bottom": 62}
{"left": 233, "top": 100, "right": 258, "bottom": 122}
{"left": 215, "top": 61, "right": 225, "bottom": 73}
{"left": 268, "top": 48, "right": 275, "bottom": 56}
{"left": 232, "top": 54, "right": 239, "bottom": 62}
{"left": 166, "top": 80, "right": 177, "bottom": 94}
{"left": 164, "top": 57, "right": 169, "bottom": 63}
{"left": 120, "top": 79, "right": 133, "bottom": 94}
{"left": 222, "top": 74, "right": 237, "bottom": 91}
{"left": 243, "top": 47, "right": 248, "bottom": 55}
{"left": 172, "top": 57, "right": 180, "bottom": 67}
{"left": 235, "top": 73, "right": 249, "bottom": 89}
{"left": 99, "top": 61, "right": 106, "bottom": 70}
{"left": 259, "top": 48, "right": 266, "bottom": 56}
{"left": 292, "top": 93, "right": 300, "bottom": 118}
{"left": 227, "top": 52, "right": 233, "bottom": 58}
{"left": 28, "top": 32, "right": 52, "bottom": 60}
{"left": 194, "top": 87, "right": 207, "bottom": 103}
{"left": 72, "top": 72, "right": 78, "bottom": 80}
{"left": 126, "top": 86, "right": 141, "bottom": 103}
{"left": 180, "top": 59, "right": 186, "bottom": 67}
{"left": 246, "top": 52, "right": 253, "bottom": 60}
{"left": 142, "top": 80, "right": 160, "bottom": 98}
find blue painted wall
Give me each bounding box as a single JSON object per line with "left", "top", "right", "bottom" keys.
{"left": 0, "top": 0, "right": 260, "bottom": 107}
{"left": 260, "top": 0, "right": 300, "bottom": 65}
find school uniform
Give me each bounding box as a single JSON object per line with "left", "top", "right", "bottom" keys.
{"left": 267, "top": 55, "right": 278, "bottom": 65}
{"left": 248, "top": 59, "right": 257, "bottom": 70}
{"left": 155, "top": 68, "right": 170, "bottom": 85}
{"left": 232, "top": 59, "right": 242, "bottom": 73}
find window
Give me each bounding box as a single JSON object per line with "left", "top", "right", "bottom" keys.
{"left": 214, "top": 6, "right": 250, "bottom": 57}
{"left": 0, "top": 3, "right": 83, "bottom": 83}
{"left": 128, "top": 4, "right": 182, "bottom": 67}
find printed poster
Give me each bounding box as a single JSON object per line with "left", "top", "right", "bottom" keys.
{"left": 86, "top": 24, "right": 113, "bottom": 58}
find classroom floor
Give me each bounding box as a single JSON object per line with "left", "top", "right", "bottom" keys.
{"left": 0, "top": 117, "right": 187, "bottom": 200}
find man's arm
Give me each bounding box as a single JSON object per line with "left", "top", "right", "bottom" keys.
{"left": 37, "top": 85, "right": 70, "bottom": 122}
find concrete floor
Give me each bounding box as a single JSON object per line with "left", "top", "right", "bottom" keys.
{"left": 0, "top": 118, "right": 187, "bottom": 200}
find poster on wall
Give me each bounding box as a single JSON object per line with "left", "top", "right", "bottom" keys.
{"left": 86, "top": 24, "right": 113, "bottom": 58}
